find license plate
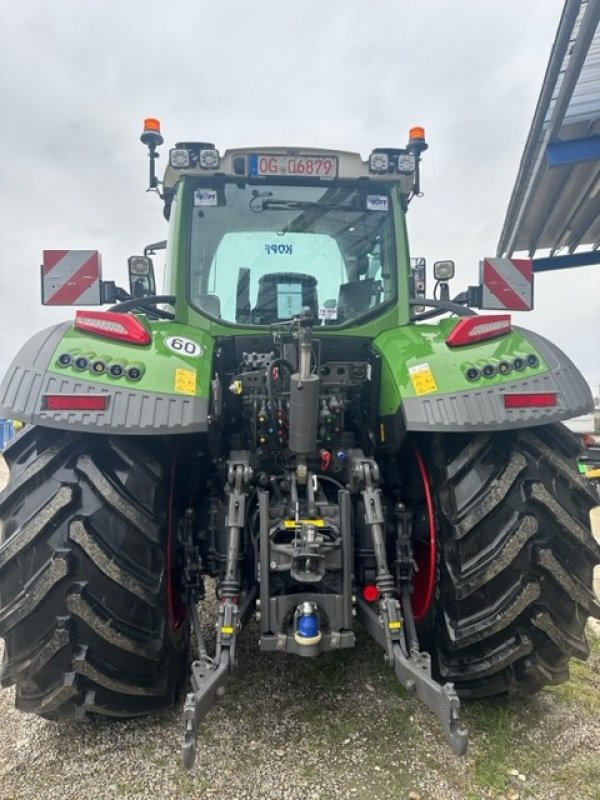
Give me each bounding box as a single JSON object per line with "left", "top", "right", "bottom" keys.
{"left": 248, "top": 154, "right": 338, "bottom": 179}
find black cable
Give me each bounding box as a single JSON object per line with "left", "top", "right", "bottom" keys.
{"left": 410, "top": 297, "right": 476, "bottom": 322}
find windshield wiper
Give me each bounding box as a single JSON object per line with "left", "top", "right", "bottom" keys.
{"left": 262, "top": 199, "right": 354, "bottom": 211}
{"left": 250, "top": 185, "right": 358, "bottom": 233}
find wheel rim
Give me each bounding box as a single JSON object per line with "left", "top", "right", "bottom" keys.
{"left": 411, "top": 447, "right": 437, "bottom": 622}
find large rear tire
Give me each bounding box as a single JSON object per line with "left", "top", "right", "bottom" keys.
{"left": 427, "top": 423, "right": 600, "bottom": 698}
{"left": 0, "top": 427, "right": 189, "bottom": 720}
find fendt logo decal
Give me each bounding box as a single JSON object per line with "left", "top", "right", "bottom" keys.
{"left": 42, "top": 250, "right": 102, "bottom": 306}
{"left": 480, "top": 257, "right": 533, "bottom": 311}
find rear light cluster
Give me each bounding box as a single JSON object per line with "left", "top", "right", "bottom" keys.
{"left": 446, "top": 314, "right": 512, "bottom": 347}
{"left": 74, "top": 310, "right": 151, "bottom": 345}
{"left": 56, "top": 351, "right": 145, "bottom": 381}
{"left": 464, "top": 354, "right": 539, "bottom": 382}
{"left": 503, "top": 393, "right": 557, "bottom": 409}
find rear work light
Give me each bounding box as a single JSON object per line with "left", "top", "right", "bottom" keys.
{"left": 503, "top": 393, "right": 557, "bottom": 409}
{"left": 44, "top": 394, "right": 109, "bottom": 411}
{"left": 199, "top": 148, "right": 220, "bottom": 169}
{"left": 169, "top": 148, "right": 191, "bottom": 169}
{"left": 446, "top": 314, "right": 512, "bottom": 347}
{"left": 369, "top": 151, "right": 389, "bottom": 173}
{"left": 75, "top": 311, "right": 151, "bottom": 345}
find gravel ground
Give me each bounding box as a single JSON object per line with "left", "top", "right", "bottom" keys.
{"left": 1, "top": 455, "right": 599, "bottom": 800}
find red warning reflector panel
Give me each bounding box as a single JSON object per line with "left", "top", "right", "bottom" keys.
{"left": 480, "top": 258, "right": 533, "bottom": 311}
{"left": 503, "top": 393, "right": 557, "bottom": 409}
{"left": 42, "top": 250, "right": 102, "bottom": 306}
{"left": 43, "top": 394, "right": 109, "bottom": 411}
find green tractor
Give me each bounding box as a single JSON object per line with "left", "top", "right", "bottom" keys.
{"left": 0, "top": 120, "right": 598, "bottom": 767}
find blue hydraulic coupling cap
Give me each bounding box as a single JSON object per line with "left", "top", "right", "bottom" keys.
{"left": 294, "top": 601, "right": 322, "bottom": 645}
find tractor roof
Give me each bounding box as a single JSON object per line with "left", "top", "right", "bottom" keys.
{"left": 162, "top": 145, "right": 417, "bottom": 193}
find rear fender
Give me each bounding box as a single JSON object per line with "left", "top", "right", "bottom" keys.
{"left": 0, "top": 320, "right": 213, "bottom": 435}
{"left": 375, "top": 321, "right": 592, "bottom": 440}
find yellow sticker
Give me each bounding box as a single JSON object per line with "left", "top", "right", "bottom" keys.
{"left": 174, "top": 368, "right": 197, "bottom": 395}
{"left": 283, "top": 519, "right": 325, "bottom": 528}
{"left": 409, "top": 363, "right": 438, "bottom": 395}
{"left": 388, "top": 620, "right": 402, "bottom": 630}
{"left": 220, "top": 626, "right": 235, "bottom": 635}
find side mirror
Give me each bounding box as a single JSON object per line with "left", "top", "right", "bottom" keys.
{"left": 128, "top": 255, "right": 156, "bottom": 298}
{"left": 433, "top": 260, "right": 455, "bottom": 302}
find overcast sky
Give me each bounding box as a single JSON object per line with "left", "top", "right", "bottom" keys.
{"left": 1, "top": 0, "right": 598, "bottom": 391}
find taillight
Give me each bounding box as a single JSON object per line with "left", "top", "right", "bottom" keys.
{"left": 446, "top": 314, "right": 511, "bottom": 347}
{"left": 43, "top": 394, "right": 109, "bottom": 411}
{"left": 503, "top": 393, "right": 557, "bottom": 409}
{"left": 75, "top": 311, "right": 151, "bottom": 345}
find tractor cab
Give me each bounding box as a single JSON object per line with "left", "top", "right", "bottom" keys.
{"left": 140, "top": 119, "right": 429, "bottom": 334}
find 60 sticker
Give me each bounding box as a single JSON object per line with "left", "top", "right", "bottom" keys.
{"left": 165, "top": 335, "right": 203, "bottom": 357}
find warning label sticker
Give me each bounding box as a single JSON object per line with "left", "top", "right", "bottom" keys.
{"left": 174, "top": 368, "right": 197, "bottom": 395}
{"left": 318, "top": 306, "right": 338, "bottom": 321}
{"left": 409, "top": 363, "right": 438, "bottom": 395}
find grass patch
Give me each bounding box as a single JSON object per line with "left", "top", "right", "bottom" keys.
{"left": 463, "top": 698, "right": 539, "bottom": 793}
{"left": 300, "top": 648, "right": 357, "bottom": 689}
{"left": 547, "top": 627, "right": 600, "bottom": 713}
{"left": 551, "top": 755, "right": 600, "bottom": 799}
{"left": 462, "top": 634, "right": 600, "bottom": 795}
{"left": 547, "top": 656, "right": 600, "bottom": 713}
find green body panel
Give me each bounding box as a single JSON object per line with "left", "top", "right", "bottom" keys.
{"left": 48, "top": 320, "right": 215, "bottom": 399}
{"left": 374, "top": 319, "right": 548, "bottom": 416}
